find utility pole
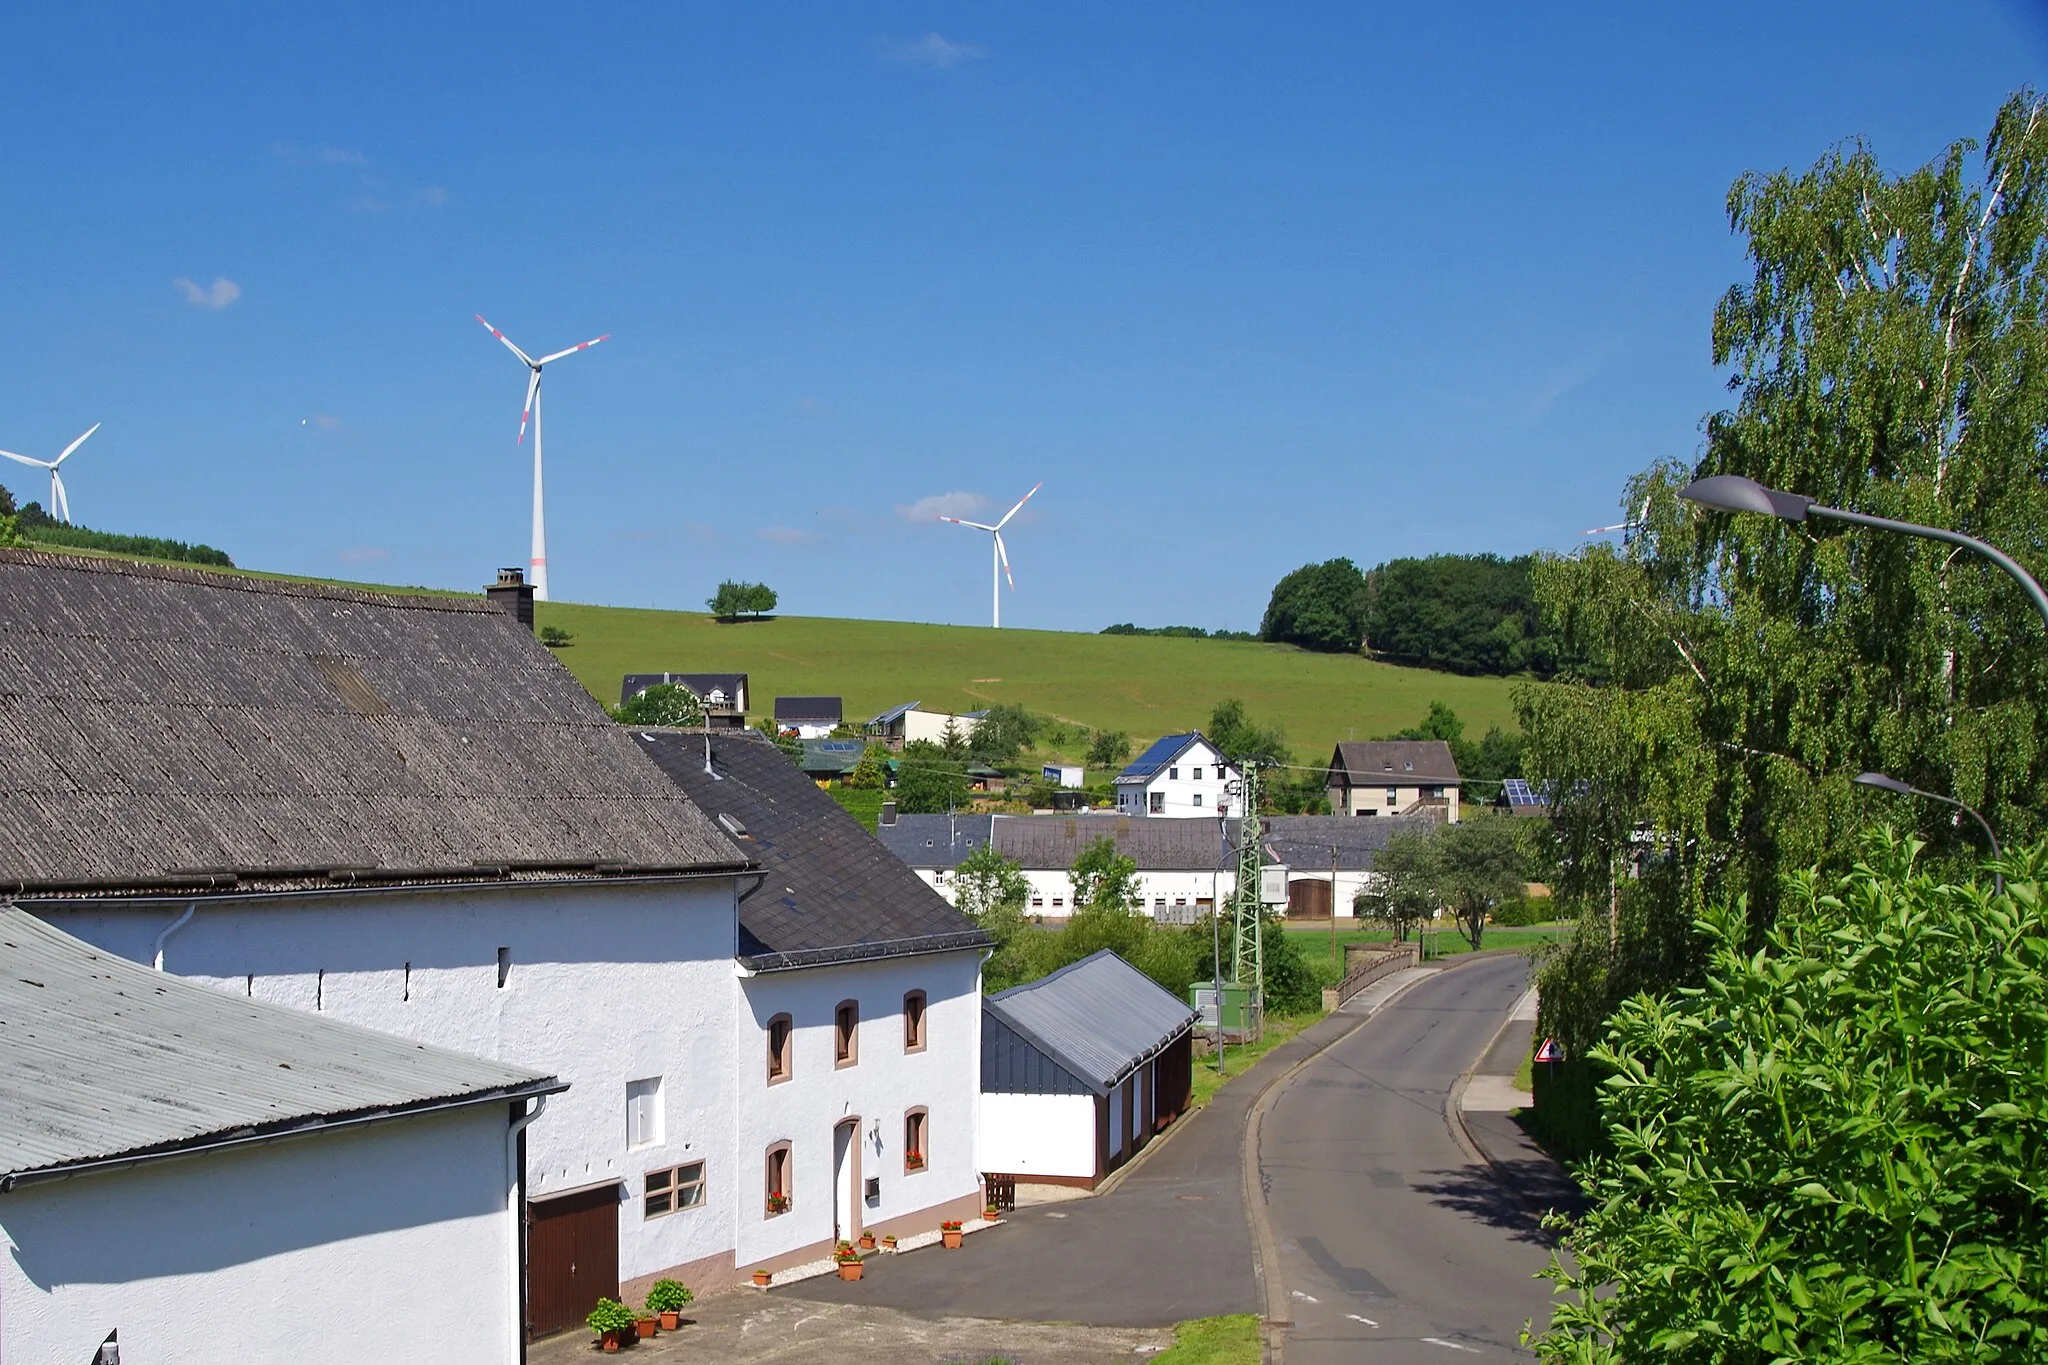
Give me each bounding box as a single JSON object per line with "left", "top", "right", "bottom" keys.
{"left": 1329, "top": 843, "right": 1339, "bottom": 967}
{"left": 1225, "top": 760, "right": 1266, "bottom": 1041}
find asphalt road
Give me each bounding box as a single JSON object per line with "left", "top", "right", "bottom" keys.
{"left": 1261, "top": 954, "right": 1556, "bottom": 1362}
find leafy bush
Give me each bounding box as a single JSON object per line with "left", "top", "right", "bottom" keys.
{"left": 585, "top": 1298, "right": 636, "bottom": 1336}
{"left": 537, "top": 624, "right": 573, "bottom": 647}
{"left": 1534, "top": 832, "right": 2048, "bottom": 1361}
{"left": 1489, "top": 893, "right": 1554, "bottom": 927}
{"left": 707, "top": 579, "right": 776, "bottom": 620}
{"left": 644, "top": 1279, "right": 692, "bottom": 1314}
{"left": 611, "top": 682, "right": 704, "bottom": 727}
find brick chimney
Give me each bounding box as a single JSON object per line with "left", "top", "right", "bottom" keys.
{"left": 485, "top": 567, "right": 535, "bottom": 632}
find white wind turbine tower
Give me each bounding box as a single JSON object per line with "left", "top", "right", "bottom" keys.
{"left": 0, "top": 423, "right": 100, "bottom": 525}
{"left": 475, "top": 314, "right": 609, "bottom": 601}
{"left": 938, "top": 482, "right": 1042, "bottom": 628}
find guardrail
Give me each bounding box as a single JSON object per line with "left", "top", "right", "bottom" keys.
{"left": 1324, "top": 941, "right": 1423, "bottom": 1010}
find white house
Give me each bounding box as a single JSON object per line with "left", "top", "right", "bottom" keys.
{"left": 1113, "top": 732, "right": 1241, "bottom": 818}
{"left": 774, "top": 695, "right": 843, "bottom": 738}
{"left": 1041, "top": 763, "right": 1084, "bottom": 789}
{"left": 1327, "top": 740, "right": 1464, "bottom": 822}
{"left": 620, "top": 671, "right": 750, "bottom": 728}
{"left": 978, "top": 950, "right": 1196, "bottom": 1189}
{"left": 0, "top": 908, "right": 562, "bottom": 1365}
{"left": 0, "top": 550, "right": 986, "bottom": 1340}
{"left": 866, "top": 700, "right": 986, "bottom": 750}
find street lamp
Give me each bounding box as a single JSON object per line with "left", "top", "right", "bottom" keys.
{"left": 1853, "top": 770, "right": 2003, "bottom": 895}
{"left": 1677, "top": 474, "right": 2048, "bottom": 639}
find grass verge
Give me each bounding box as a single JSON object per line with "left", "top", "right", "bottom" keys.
{"left": 1190, "top": 1011, "right": 1320, "bottom": 1109}
{"left": 1154, "top": 1314, "right": 1263, "bottom": 1365}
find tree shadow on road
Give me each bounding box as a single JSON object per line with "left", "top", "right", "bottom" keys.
{"left": 1411, "top": 1159, "right": 1582, "bottom": 1247}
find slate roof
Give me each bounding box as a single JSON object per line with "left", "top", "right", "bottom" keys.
{"left": 636, "top": 729, "right": 989, "bottom": 971}
{"left": 992, "top": 814, "right": 1233, "bottom": 871}
{"left": 1329, "top": 740, "right": 1463, "bottom": 786}
{"left": 774, "top": 695, "right": 842, "bottom": 723}
{"left": 620, "top": 672, "right": 748, "bottom": 708}
{"left": 1115, "top": 732, "right": 1216, "bottom": 784}
{"left": 0, "top": 907, "right": 562, "bottom": 1186}
{"left": 984, "top": 950, "right": 1196, "bottom": 1094}
{"left": 0, "top": 550, "right": 750, "bottom": 895}
{"left": 1259, "top": 815, "right": 1441, "bottom": 870}
{"left": 875, "top": 813, "right": 996, "bottom": 870}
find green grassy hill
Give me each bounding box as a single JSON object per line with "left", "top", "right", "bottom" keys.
{"left": 535, "top": 600, "right": 1520, "bottom": 764}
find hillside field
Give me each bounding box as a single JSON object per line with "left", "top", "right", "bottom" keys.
{"left": 534, "top": 600, "right": 1520, "bottom": 764}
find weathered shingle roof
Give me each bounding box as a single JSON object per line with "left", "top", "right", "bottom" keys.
{"left": 1259, "top": 815, "right": 1440, "bottom": 870}
{"left": 1329, "top": 740, "right": 1463, "bottom": 786}
{"left": 880, "top": 812, "right": 1433, "bottom": 874}
{"left": 774, "top": 695, "right": 842, "bottom": 722}
{"left": 0, "top": 907, "right": 561, "bottom": 1185}
{"left": 992, "top": 814, "right": 1233, "bottom": 871}
{"left": 636, "top": 730, "right": 989, "bottom": 971}
{"left": 985, "top": 950, "right": 1196, "bottom": 1094}
{"left": 875, "top": 813, "right": 996, "bottom": 870}
{"left": 0, "top": 550, "right": 750, "bottom": 894}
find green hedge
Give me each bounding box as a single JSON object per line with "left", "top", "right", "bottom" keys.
{"left": 23, "top": 516, "right": 233, "bottom": 567}
{"left": 1526, "top": 1056, "right": 1606, "bottom": 1165}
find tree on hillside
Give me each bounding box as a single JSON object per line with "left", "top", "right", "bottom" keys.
{"left": 707, "top": 580, "right": 777, "bottom": 621}
{"left": 1208, "top": 698, "right": 1290, "bottom": 766}
{"left": 1069, "top": 836, "right": 1142, "bottom": 914}
{"left": 1087, "top": 730, "right": 1132, "bottom": 770}
{"left": 1521, "top": 92, "right": 2048, "bottom": 1118}
{"left": 894, "top": 739, "right": 969, "bottom": 814}
{"left": 1259, "top": 558, "right": 1370, "bottom": 653}
{"left": 1362, "top": 553, "right": 1554, "bottom": 677}
{"left": 611, "top": 683, "right": 704, "bottom": 727}
{"left": 968, "top": 703, "right": 1041, "bottom": 765}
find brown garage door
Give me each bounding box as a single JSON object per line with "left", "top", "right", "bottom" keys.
{"left": 527, "top": 1183, "right": 620, "bottom": 1338}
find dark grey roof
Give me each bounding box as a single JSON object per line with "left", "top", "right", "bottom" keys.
{"left": 1258, "top": 815, "right": 1440, "bottom": 870}
{"left": 0, "top": 551, "right": 751, "bottom": 895}
{"left": 774, "top": 695, "right": 842, "bottom": 722}
{"left": 1330, "top": 740, "right": 1463, "bottom": 786}
{"left": 620, "top": 672, "right": 747, "bottom": 708}
{"left": 635, "top": 730, "right": 989, "bottom": 971}
{"left": 992, "top": 814, "right": 1232, "bottom": 871}
{"left": 0, "top": 907, "right": 562, "bottom": 1185}
{"left": 985, "top": 950, "right": 1196, "bottom": 1093}
{"left": 870, "top": 701, "right": 921, "bottom": 726}
{"left": 875, "top": 813, "right": 996, "bottom": 870}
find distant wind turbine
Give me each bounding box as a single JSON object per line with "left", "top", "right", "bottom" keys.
{"left": 475, "top": 314, "right": 609, "bottom": 602}
{"left": 1582, "top": 496, "right": 1650, "bottom": 543}
{"left": 939, "top": 482, "right": 1042, "bottom": 628}
{"left": 0, "top": 423, "right": 100, "bottom": 525}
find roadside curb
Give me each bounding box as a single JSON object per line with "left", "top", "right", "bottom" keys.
{"left": 1446, "top": 990, "right": 1570, "bottom": 1234}
{"left": 1243, "top": 964, "right": 1450, "bottom": 1365}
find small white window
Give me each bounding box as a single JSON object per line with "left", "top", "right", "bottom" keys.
{"left": 627, "top": 1077, "right": 664, "bottom": 1150}
{"left": 1169, "top": 766, "right": 1180, "bottom": 780}
{"left": 1193, "top": 767, "right": 1203, "bottom": 780}
{"left": 1193, "top": 793, "right": 1203, "bottom": 807}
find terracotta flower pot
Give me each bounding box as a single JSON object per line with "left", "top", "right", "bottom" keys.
{"left": 659, "top": 1310, "right": 681, "bottom": 1330}
{"left": 880, "top": 1236, "right": 898, "bottom": 1251}
{"left": 942, "top": 1229, "right": 963, "bottom": 1249}
{"left": 858, "top": 1232, "right": 877, "bottom": 1250}
{"left": 752, "top": 1269, "right": 772, "bottom": 1287}
{"left": 837, "top": 1259, "right": 864, "bottom": 1281}
{"left": 984, "top": 1207, "right": 1002, "bottom": 1221}
{"left": 636, "top": 1316, "right": 658, "bottom": 1339}
{"left": 600, "top": 1329, "right": 622, "bottom": 1352}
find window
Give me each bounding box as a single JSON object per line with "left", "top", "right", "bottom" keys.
{"left": 626, "top": 1077, "right": 664, "bottom": 1150}
{"left": 496, "top": 946, "right": 511, "bottom": 988}
{"left": 1149, "top": 792, "right": 1165, "bottom": 814}
{"left": 1155, "top": 897, "right": 1167, "bottom": 910}
{"left": 1193, "top": 767, "right": 1203, "bottom": 780}
{"left": 903, "top": 990, "right": 927, "bottom": 1052}
{"left": 1052, "top": 897, "right": 1064, "bottom": 908}
{"left": 904, "top": 1108, "right": 929, "bottom": 1173}
{"left": 1169, "top": 766, "right": 1179, "bottom": 780}
{"left": 1193, "top": 793, "right": 1203, "bottom": 808}
{"left": 764, "top": 1142, "right": 792, "bottom": 1216}
{"left": 766, "top": 1013, "right": 793, "bottom": 1084}
{"left": 835, "top": 999, "right": 859, "bottom": 1067}
{"left": 1030, "top": 895, "right": 1043, "bottom": 909}
{"left": 645, "top": 1161, "right": 705, "bottom": 1218}
{"left": 1386, "top": 788, "right": 1398, "bottom": 806}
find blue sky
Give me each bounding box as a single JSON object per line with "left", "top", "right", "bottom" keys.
{"left": 2, "top": 4, "right": 2042, "bottom": 630}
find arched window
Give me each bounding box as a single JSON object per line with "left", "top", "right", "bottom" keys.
{"left": 834, "top": 999, "right": 859, "bottom": 1067}
{"left": 766, "top": 1013, "right": 793, "bottom": 1084}
{"left": 903, "top": 990, "right": 928, "bottom": 1053}
{"left": 904, "top": 1108, "right": 929, "bottom": 1173}
{"left": 764, "top": 1141, "right": 792, "bottom": 1217}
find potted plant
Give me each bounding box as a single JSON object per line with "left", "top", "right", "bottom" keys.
{"left": 834, "top": 1241, "right": 864, "bottom": 1281}
{"left": 940, "top": 1219, "right": 964, "bottom": 1250}
{"left": 752, "top": 1269, "right": 772, "bottom": 1288}
{"left": 880, "top": 1233, "right": 898, "bottom": 1251}
{"left": 587, "top": 1297, "right": 636, "bottom": 1353}
{"left": 646, "top": 1278, "right": 692, "bottom": 1331}
{"left": 765, "top": 1191, "right": 791, "bottom": 1215}
{"left": 858, "top": 1231, "right": 877, "bottom": 1251}
{"left": 984, "top": 1203, "right": 1002, "bottom": 1221}
{"left": 905, "top": 1148, "right": 926, "bottom": 1171}
{"left": 634, "top": 1308, "right": 659, "bottom": 1340}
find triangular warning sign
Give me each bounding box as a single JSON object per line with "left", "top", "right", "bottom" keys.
{"left": 1534, "top": 1037, "right": 1564, "bottom": 1063}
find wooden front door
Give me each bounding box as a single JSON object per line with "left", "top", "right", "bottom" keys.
{"left": 527, "top": 1184, "right": 620, "bottom": 1339}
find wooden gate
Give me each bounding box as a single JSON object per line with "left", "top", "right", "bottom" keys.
{"left": 527, "top": 1183, "right": 620, "bottom": 1339}
{"left": 1287, "top": 878, "right": 1332, "bottom": 919}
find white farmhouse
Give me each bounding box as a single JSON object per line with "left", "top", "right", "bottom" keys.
{"left": 1112, "top": 732, "right": 1241, "bottom": 818}
{"left": 866, "top": 700, "right": 986, "bottom": 750}
{"left": 0, "top": 908, "right": 561, "bottom": 1365}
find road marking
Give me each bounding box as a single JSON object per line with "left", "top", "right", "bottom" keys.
{"left": 1347, "top": 1314, "right": 1379, "bottom": 1327}
{"left": 1044, "top": 1211, "right": 1067, "bottom": 1219}
{"left": 1291, "top": 1290, "right": 1320, "bottom": 1303}
{"left": 1422, "top": 1338, "right": 1480, "bottom": 1353}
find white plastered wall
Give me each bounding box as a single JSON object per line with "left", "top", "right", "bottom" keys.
{"left": 1, "top": 1106, "right": 513, "bottom": 1365}
{"left": 977, "top": 1093, "right": 1098, "bottom": 1179}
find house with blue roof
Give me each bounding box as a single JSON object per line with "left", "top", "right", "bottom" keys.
{"left": 1113, "top": 731, "right": 1241, "bottom": 818}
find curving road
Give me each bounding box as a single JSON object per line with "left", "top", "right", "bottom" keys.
{"left": 1260, "top": 954, "right": 1556, "bottom": 1362}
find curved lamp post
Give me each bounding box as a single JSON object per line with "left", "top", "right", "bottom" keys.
{"left": 1677, "top": 474, "right": 2048, "bottom": 639}
{"left": 1853, "top": 771, "right": 2003, "bottom": 895}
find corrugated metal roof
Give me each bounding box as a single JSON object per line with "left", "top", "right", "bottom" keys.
{"left": 0, "top": 908, "right": 560, "bottom": 1181}
{"left": 985, "top": 950, "right": 1196, "bottom": 1092}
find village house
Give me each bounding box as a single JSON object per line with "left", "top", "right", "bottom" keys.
{"left": 0, "top": 908, "right": 562, "bottom": 1364}
{"left": 620, "top": 671, "right": 750, "bottom": 728}
{"left": 864, "top": 701, "right": 986, "bottom": 751}
{"left": 774, "top": 695, "right": 844, "bottom": 738}
{"left": 1112, "top": 732, "right": 1241, "bottom": 818}
{"left": 1326, "top": 740, "right": 1464, "bottom": 822}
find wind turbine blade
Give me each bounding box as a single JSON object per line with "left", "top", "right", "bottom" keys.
{"left": 475, "top": 314, "right": 536, "bottom": 366}
{"left": 518, "top": 370, "right": 541, "bottom": 445}
{"left": 995, "top": 531, "right": 1014, "bottom": 589}
{"left": 535, "top": 334, "right": 611, "bottom": 365}
{"left": 0, "top": 450, "right": 48, "bottom": 470}
{"left": 53, "top": 422, "right": 100, "bottom": 466}
{"left": 1580, "top": 522, "right": 1626, "bottom": 536}
{"left": 52, "top": 470, "right": 69, "bottom": 524}
{"left": 994, "top": 481, "right": 1043, "bottom": 530}
{"left": 938, "top": 517, "right": 998, "bottom": 531}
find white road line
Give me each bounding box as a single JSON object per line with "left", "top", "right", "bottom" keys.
{"left": 1291, "top": 1290, "right": 1320, "bottom": 1303}
{"left": 1422, "top": 1338, "right": 1481, "bottom": 1353}
{"left": 1346, "top": 1314, "right": 1379, "bottom": 1327}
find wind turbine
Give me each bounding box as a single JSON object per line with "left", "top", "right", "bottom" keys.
{"left": 1582, "top": 495, "right": 1651, "bottom": 544}
{"left": 939, "top": 482, "right": 1041, "bottom": 628}
{"left": 0, "top": 423, "right": 100, "bottom": 525}
{"left": 475, "top": 314, "right": 609, "bottom": 601}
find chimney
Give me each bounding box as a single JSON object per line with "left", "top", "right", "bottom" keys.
{"left": 485, "top": 567, "right": 535, "bottom": 633}
{"left": 880, "top": 800, "right": 897, "bottom": 827}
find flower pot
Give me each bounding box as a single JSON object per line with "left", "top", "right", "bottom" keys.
{"left": 659, "top": 1310, "right": 681, "bottom": 1330}
{"left": 984, "top": 1207, "right": 1002, "bottom": 1221}
{"left": 880, "top": 1236, "right": 898, "bottom": 1251}
{"left": 942, "top": 1229, "right": 963, "bottom": 1249}
{"left": 636, "top": 1316, "right": 658, "bottom": 1339}
{"left": 752, "top": 1270, "right": 772, "bottom": 1287}
{"left": 858, "top": 1233, "right": 877, "bottom": 1250}
{"left": 837, "top": 1260, "right": 864, "bottom": 1281}
{"left": 600, "top": 1329, "right": 623, "bottom": 1353}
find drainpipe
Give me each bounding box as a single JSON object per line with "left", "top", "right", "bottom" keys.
{"left": 506, "top": 1095, "right": 548, "bottom": 1364}
{"left": 152, "top": 903, "right": 197, "bottom": 971}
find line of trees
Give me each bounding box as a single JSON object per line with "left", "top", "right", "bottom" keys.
{"left": 0, "top": 484, "right": 233, "bottom": 567}
{"left": 706, "top": 580, "right": 776, "bottom": 621}
{"left": 1100, "top": 623, "right": 1256, "bottom": 641}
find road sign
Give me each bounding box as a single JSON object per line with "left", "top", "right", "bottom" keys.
{"left": 1534, "top": 1036, "right": 1564, "bottom": 1063}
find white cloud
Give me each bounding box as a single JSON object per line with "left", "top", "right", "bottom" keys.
{"left": 272, "top": 141, "right": 367, "bottom": 167}
{"left": 758, "top": 526, "right": 817, "bottom": 545}
{"left": 896, "top": 491, "right": 987, "bottom": 523}
{"left": 173, "top": 277, "right": 241, "bottom": 310}
{"left": 337, "top": 546, "right": 388, "bottom": 564}
{"left": 886, "top": 32, "right": 983, "bottom": 69}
